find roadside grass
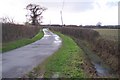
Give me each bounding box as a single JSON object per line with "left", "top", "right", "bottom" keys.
{"left": 27, "top": 32, "right": 86, "bottom": 78}
{"left": 2, "top": 30, "right": 44, "bottom": 53}
{"left": 0, "top": 43, "right": 1, "bottom": 53}
{"left": 93, "top": 29, "right": 119, "bottom": 41}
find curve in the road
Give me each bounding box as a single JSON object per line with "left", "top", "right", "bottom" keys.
{"left": 2, "top": 28, "right": 62, "bottom": 78}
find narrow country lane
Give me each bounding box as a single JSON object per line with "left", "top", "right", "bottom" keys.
{"left": 2, "top": 28, "right": 62, "bottom": 78}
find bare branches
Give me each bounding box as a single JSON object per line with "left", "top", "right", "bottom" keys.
{"left": 26, "top": 4, "right": 47, "bottom": 25}
{"left": 0, "top": 16, "right": 15, "bottom": 24}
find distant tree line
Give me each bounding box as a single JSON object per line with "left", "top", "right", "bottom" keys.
{"left": 40, "top": 24, "right": 120, "bottom": 29}
{"left": 80, "top": 25, "right": 120, "bottom": 29}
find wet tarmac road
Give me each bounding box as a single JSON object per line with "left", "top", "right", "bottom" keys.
{"left": 2, "top": 28, "right": 62, "bottom": 78}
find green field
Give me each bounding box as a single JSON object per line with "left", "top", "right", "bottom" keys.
{"left": 27, "top": 32, "right": 86, "bottom": 78}
{"left": 2, "top": 30, "right": 44, "bottom": 53}
{"left": 93, "top": 29, "right": 119, "bottom": 41}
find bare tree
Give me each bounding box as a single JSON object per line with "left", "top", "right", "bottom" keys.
{"left": 0, "top": 16, "right": 15, "bottom": 23}
{"left": 26, "top": 4, "right": 47, "bottom": 25}
{"left": 96, "top": 22, "right": 102, "bottom": 27}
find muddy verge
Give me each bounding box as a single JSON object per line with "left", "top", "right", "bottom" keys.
{"left": 73, "top": 38, "right": 98, "bottom": 78}
{"left": 93, "top": 38, "right": 119, "bottom": 76}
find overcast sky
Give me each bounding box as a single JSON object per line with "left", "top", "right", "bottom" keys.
{"left": 0, "top": 0, "right": 119, "bottom": 25}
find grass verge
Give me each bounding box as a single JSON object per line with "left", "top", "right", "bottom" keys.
{"left": 27, "top": 32, "right": 86, "bottom": 78}
{"left": 2, "top": 30, "right": 44, "bottom": 53}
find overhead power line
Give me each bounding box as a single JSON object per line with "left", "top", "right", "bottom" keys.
{"left": 62, "top": 0, "right": 65, "bottom": 10}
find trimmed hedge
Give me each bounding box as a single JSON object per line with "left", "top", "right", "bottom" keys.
{"left": 2, "top": 23, "right": 40, "bottom": 43}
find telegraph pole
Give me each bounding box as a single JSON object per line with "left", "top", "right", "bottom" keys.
{"left": 60, "top": 0, "right": 65, "bottom": 27}
{"left": 49, "top": 20, "right": 51, "bottom": 27}
{"left": 60, "top": 11, "right": 63, "bottom": 26}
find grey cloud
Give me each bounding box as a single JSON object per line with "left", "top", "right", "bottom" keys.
{"left": 63, "top": 2, "right": 94, "bottom": 12}
{"left": 106, "top": 1, "right": 118, "bottom": 7}
{"left": 40, "top": 1, "right": 95, "bottom": 12}
{"left": 24, "top": 0, "right": 95, "bottom": 12}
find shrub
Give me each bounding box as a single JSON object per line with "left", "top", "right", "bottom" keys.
{"left": 49, "top": 27, "right": 100, "bottom": 42}
{"left": 2, "top": 23, "right": 40, "bottom": 43}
